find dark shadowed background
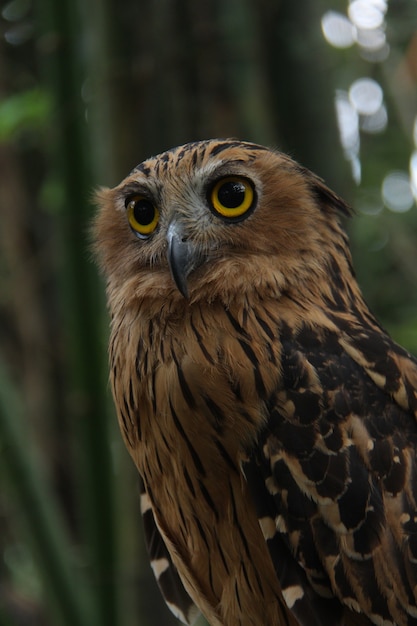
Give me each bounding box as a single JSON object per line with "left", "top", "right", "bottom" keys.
{"left": 0, "top": 1, "right": 416, "bottom": 625}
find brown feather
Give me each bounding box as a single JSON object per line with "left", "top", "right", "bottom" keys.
{"left": 94, "top": 139, "right": 417, "bottom": 626}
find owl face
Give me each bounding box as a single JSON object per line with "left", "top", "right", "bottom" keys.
{"left": 94, "top": 139, "right": 349, "bottom": 307}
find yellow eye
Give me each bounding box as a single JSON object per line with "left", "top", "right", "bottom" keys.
{"left": 126, "top": 196, "right": 159, "bottom": 238}
{"left": 209, "top": 176, "right": 255, "bottom": 220}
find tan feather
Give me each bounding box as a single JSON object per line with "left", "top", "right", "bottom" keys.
{"left": 94, "top": 139, "right": 417, "bottom": 626}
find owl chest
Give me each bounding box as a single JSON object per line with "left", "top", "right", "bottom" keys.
{"left": 132, "top": 380, "right": 284, "bottom": 626}
{"left": 111, "top": 321, "right": 286, "bottom": 624}
{"left": 111, "top": 307, "right": 279, "bottom": 491}
{"left": 111, "top": 320, "right": 240, "bottom": 491}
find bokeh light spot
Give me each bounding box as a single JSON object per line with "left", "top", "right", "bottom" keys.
{"left": 356, "top": 27, "right": 386, "bottom": 51}
{"left": 335, "top": 91, "right": 361, "bottom": 183}
{"left": 321, "top": 11, "right": 356, "bottom": 48}
{"left": 348, "top": 1, "right": 384, "bottom": 30}
{"left": 410, "top": 151, "right": 417, "bottom": 201}
{"left": 382, "top": 172, "right": 414, "bottom": 212}
{"left": 360, "top": 104, "right": 388, "bottom": 133}
{"left": 4, "top": 22, "right": 33, "bottom": 45}
{"left": 336, "top": 91, "right": 360, "bottom": 152}
{"left": 1, "top": 0, "right": 31, "bottom": 22}
{"left": 349, "top": 78, "right": 383, "bottom": 116}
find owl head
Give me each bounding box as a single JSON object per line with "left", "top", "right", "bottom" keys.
{"left": 94, "top": 139, "right": 351, "bottom": 310}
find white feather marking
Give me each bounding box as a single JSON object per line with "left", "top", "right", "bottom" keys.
{"left": 150, "top": 557, "right": 170, "bottom": 580}
{"left": 166, "top": 601, "right": 201, "bottom": 625}
{"left": 140, "top": 490, "right": 152, "bottom": 514}
{"left": 259, "top": 516, "right": 276, "bottom": 539}
{"left": 166, "top": 601, "right": 188, "bottom": 623}
{"left": 282, "top": 585, "right": 304, "bottom": 609}
{"left": 275, "top": 514, "right": 287, "bottom": 533}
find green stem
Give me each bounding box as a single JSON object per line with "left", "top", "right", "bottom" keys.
{"left": 36, "top": 0, "right": 119, "bottom": 623}
{"left": 0, "top": 361, "right": 93, "bottom": 626}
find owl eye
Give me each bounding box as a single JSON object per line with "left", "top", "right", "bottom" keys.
{"left": 126, "top": 196, "right": 159, "bottom": 238}
{"left": 209, "top": 176, "right": 255, "bottom": 221}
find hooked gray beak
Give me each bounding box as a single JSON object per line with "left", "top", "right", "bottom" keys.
{"left": 166, "top": 222, "right": 205, "bottom": 298}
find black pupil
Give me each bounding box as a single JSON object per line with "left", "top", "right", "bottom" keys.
{"left": 218, "top": 181, "right": 245, "bottom": 208}
{"left": 133, "top": 199, "right": 155, "bottom": 225}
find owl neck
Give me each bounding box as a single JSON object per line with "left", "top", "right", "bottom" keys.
{"left": 106, "top": 234, "right": 375, "bottom": 331}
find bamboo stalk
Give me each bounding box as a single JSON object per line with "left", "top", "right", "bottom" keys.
{"left": 36, "top": 1, "right": 119, "bottom": 624}
{"left": 0, "top": 361, "right": 93, "bottom": 626}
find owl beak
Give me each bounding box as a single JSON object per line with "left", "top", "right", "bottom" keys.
{"left": 167, "top": 222, "right": 203, "bottom": 299}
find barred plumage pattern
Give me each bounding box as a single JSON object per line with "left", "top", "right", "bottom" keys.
{"left": 94, "top": 139, "right": 417, "bottom": 626}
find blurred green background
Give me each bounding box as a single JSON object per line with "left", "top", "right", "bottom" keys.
{"left": 0, "top": 1, "right": 416, "bottom": 625}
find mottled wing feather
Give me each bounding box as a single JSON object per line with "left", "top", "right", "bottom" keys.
{"left": 242, "top": 459, "right": 347, "bottom": 626}
{"left": 244, "top": 317, "right": 417, "bottom": 626}
{"left": 140, "top": 480, "right": 201, "bottom": 625}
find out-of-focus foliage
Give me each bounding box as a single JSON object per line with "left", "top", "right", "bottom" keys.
{"left": 0, "top": 87, "right": 50, "bottom": 139}
{"left": 0, "top": 1, "right": 415, "bottom": 625}
{"left": 319, "top": 0, "right": 417, "bottom": 352}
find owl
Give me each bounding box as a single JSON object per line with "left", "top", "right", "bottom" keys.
{"left": 94, "top": 139, "right": 417, "bottom": 626}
